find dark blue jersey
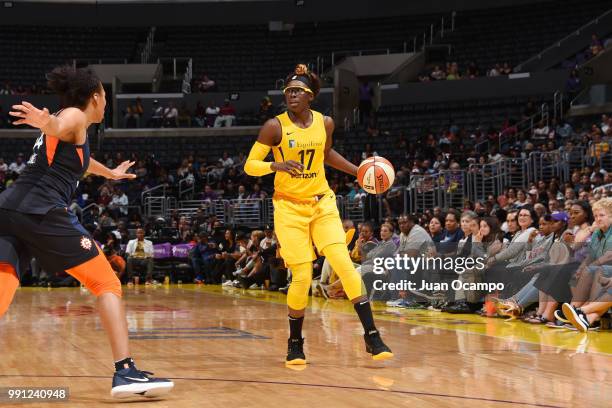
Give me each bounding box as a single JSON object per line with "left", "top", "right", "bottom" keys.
{"left": 0, "top": 130, "right": 90, "bottom": 215}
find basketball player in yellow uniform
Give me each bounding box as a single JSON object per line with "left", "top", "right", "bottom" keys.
{"left": 245, "top": 64, "right": 393, "bottom": 364}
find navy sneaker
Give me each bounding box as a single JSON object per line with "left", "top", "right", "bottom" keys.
{"left": 562, "top": 303, "right": 590, "bottom": 333}
{"left": 111, "top": 366, "right": 174, "bottom": 399}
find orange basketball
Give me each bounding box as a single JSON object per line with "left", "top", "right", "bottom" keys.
{"left": 357, "top": 156, "right": 395, "bottom": 194}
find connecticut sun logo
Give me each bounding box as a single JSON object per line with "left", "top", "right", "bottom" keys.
{"left": 80, "top": 236, "right": 93, "bottom": 251}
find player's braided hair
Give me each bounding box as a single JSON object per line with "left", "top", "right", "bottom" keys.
{"left": 46, "top": 65, "right": 102, "bottom": 109}
{"left": 285, "top": 63, "right": 321, "bottom": 97}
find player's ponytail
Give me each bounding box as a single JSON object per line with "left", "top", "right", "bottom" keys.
{"left": 285, "top": 63, "right": 321, "bottom": 98}
{"left": 46, "top": 65, "right": 102, "bottom": 109}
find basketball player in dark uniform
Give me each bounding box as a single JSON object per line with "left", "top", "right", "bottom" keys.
{"left": 0, "top": 66, "right": 174, "bottom": 399}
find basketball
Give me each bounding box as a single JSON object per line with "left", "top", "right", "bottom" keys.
{"left": 357, "top": 156, "right": 395, "bottom": 194}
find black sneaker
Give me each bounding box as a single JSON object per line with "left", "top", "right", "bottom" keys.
{"left": 554, "top": 309, "right": 570, "bottom": 323}
{"left": 442, "top": 300, "right": 473, "bottom": 314}
{"left": 286, "top": 338, "right": 306, "bottom": 365}
{"left": 111, "top": 366, "right": 174, "bottom": 399}
{"left": 562, "top": 303, "right": 590, "bottom": 333}
{"left": 364, "top": 330, "right": 394, "bottom": 361}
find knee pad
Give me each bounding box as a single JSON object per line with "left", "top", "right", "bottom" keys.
{"left": 322, "top": 243, "right": 365, "bottom": 300}
{"left": 287, "top": 262, "right": 312, "bottom": 310}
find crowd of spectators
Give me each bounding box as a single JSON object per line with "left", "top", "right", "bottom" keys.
{"left": 0, "top": 81, "right": 48, "bottom": 96}
{"left": 122, "top": 98, "right": 239, "bottom": 129}
{"left": 418, "top": 61, "right": 513, "bottom": 82}
{"left": 2, "top": 98, "right": 610, "bottom": 332}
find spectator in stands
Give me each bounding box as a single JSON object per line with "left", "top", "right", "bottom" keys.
{"left": 124, "top": 98, "right": 143, "bottom": 128}
{"left": 194, "top": 101, "right": 206, "bottom": 127}
{"left": 533, "top": 120, "right": 549, "bottom": 139}
{"left": 358, "top": 79, "right": 374, "bottom": 124}
{"left": 351, "top": 222, "right": 378, "bottom": 263}
{"left": 465, "top": 62, "right": 479, "bottom": 79}
{"left": 589, "top": 34, "right": 603, "bottom": 58}
{"left": 197, "top": 74, "right": 216, "bottom": 93}
{"left": 209, "top": 161, "right": 225, "bottom": 182}
{"left": 191, "top": 233, "right": 217, "bottom": 284}
{"left": 201, "top": 184, "right": 218, "bottom": 202}
{"left": 361, "top": 143, "right": 378, "bottom": 160}
{"left": 214, "top": 99, "right": 236, "bottom": 127}
{"left": 355, "top": 223, "right": 397, "bottom": 289}
{"left": 446, "top": 62, "right": 461, "bottom": 80}
{"left": 219, "top": 151, "right": 234, "bottom": 169}
{"left": 347, "top": 183, "right": 366, "bottom": 206}
{"left": 148, "top": 100, "right": 164, "bottom": 128}
{"left": 108, "top": 187, "right": 128, "bottom": 218}
{"left": 103, "top": 246, "right": 127, "bottom": 284}
{"left": 495, "top": 212, "right": 564, "bottom": 320}
{"left": 488, "top": 64, "right": 501, "bottom": 77}
{"left": 9, "top": 154, "right": 26, "bottom": 175}
{"left": 428, "top": 215, "right": 446, "bottom": 242}
{"left": 258, "top": 96, "right": 274, "bottom": 124}
{"left": 205, "top": 101, "right": 220, "bottom": 127}
{"left": 430, "top": 65, "right": 446, "bottom": 80}
{"left": 162, "top": 101, "right": 179, "bottom": 128}
{"left": 500, "top": 62, "right": 512, "bottom": 75}
{"left": 486, "top": 207, "right": 538, "bottom": 280}
{"left": 177, "top": 102, "right": 192, "bottom": 127}
{"left": 125, "top": 228, "right": 155, "bottom": 285}
{"left": 523, "top": 100, "right": 537, "bottom": 120}
{"left": 439, "top": 209, "right": 464, "bottom": 246}
{"left": 0, "top": 81, "right": 12, "bottom": 95}
{"left": 248, "top": 182, "right": 267, "bottom": 199}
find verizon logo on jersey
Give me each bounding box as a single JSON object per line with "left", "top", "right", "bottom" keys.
{"left": 290, "top": 172, "right": 318, "bottom": 179}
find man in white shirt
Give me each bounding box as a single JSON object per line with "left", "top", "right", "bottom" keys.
{"left": 162, "top": 101, "right": 179, "bottom": 128}
{"left": 9, "top": 154, "right": 26, "bottom": 175}
{"left": 125, "top": 228, "right": 155, "bottom": 284}
{"left": 219, "top": 152, "right": 234, "bottom": 168}
{"left": 109, "top": 187, "right": 129, "bottom": 217}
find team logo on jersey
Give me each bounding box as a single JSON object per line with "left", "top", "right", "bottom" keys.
{"left": 288, "top": 140, "right": 296, "bottom": 148}
{"left": 80, "top": 236, "right": 93, "bottom": 251}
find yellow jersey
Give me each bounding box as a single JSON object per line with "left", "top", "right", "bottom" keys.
{"left": 272, "top": 110, "right": 331, "bottom": 198}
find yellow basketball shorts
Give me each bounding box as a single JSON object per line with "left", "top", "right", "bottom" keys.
{"left": 273, "top": 191, "right": 346, "bottom": 265}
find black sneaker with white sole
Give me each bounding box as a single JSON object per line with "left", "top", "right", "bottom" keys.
{"left": 111, "top": 366, "right": 174, "bottom": 399}
{"left": 554, "top": 309, "right": 570, "bottom": 323}
{"left": 562, "top": 303, "right": 590, "bottom": 333}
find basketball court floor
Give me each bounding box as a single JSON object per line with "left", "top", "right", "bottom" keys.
{"left": 0, "top": 285, "right": 610, "bottom": 407}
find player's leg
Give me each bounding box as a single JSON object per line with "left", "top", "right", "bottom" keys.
{"left": 273, "top": 198, "right": 316, "bottom": 365}
{"left": 0, "top": 235, "right": 29, "bottom": 319}
{"left": 65, "top": 248, "right": 174, "bottom": 398}
{"left": 285, "top": 262, "right": 313, "bottom": 364}
{"left": 11, "top": 209, "right": 173, "bottom": 399}
{"left": 312, "top": 196, "right": 393, "bottom": 360}
{"left": 0, "top": 263, "right": 19, "bottom": 318}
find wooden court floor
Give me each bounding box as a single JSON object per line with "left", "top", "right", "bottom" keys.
{"left": 0, "top": 284, "right": 610, "bottom": 408}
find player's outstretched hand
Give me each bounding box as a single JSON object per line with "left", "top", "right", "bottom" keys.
{"left": 10, "top": 101, "right": 51, "bottom": 128}
{"left": 111, "top": 160, "right": 137, "bottom": 180}
{"left": 271, "top": 160, "right": 304, "bottom": 177}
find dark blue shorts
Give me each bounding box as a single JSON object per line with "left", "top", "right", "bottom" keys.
{"left": 0, "top": 208, "right": 99, "bottom": 277}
